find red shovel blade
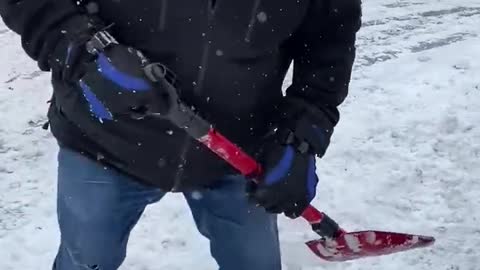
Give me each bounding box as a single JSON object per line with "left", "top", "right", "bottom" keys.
{"left": 306, "top": 231, "right": 435, "bottom": 262}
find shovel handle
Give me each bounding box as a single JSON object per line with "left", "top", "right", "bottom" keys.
{"left": 198, "top": 128, "right": 342, "bottom": 238}
{"left": 155, "top": 99, "right": 343, "bottom": 238}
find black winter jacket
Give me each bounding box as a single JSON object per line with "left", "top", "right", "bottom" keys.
{"left": 0, "top": 0, "right": 362, "bottom": 191}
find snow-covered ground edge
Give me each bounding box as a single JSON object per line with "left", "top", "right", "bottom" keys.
{"left": 1, "top": 1, "right": 479, "bottom": 269}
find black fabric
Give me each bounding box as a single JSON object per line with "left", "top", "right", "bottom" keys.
{"left": 77, "top": 41, "right": 174, "bottom": 117}
{"left": 281, "top": 0, "right": 362, "bottom": 157}
{"left": 0, "top": 1, "right": 90, "bottom": 70}
{"left": 210, "top": 0, "right": 217, "bottom": 10}
{"left": 0, "top": 0, "right": 362, "bottom": 191}
{"left": 276, "top": 97, "right": 337, "bottom": 157}
{"left": 47, "top": 15, "right": 104, "bottom": 81}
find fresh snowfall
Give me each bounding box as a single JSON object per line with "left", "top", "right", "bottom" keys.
{"left": 0, "top": 0, "right": 479, "bottom": 269}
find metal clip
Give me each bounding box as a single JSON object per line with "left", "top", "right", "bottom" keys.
{"left": 86, "top": 30, "right": 119, "bottom": 55}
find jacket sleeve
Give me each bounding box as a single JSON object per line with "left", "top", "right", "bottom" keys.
{"left": 282, "top": 0, "right": 362, "bottom": 157}
{"left": 0, "top": 0, "right": 83, "bottom": 67}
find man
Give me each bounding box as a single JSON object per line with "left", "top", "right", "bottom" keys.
{"left": 0, "top": 0, "right": 362, "bottom": 269}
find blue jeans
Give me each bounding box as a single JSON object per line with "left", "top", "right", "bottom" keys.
{"left": 53, "top": 146, "right": 281, "bottom": 270}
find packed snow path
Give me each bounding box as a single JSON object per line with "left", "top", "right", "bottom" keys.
{"left": 1, "top": 0, "right": 479, "bottom": 269}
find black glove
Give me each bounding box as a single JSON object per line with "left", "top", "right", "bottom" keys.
{"left": 38, "top": 15, "right": 104, "bottom": 81}
{"left": 40, "top": 14, "right": 178, "bottom": 120}
{"left": 247, "top": 128, "right": 320, "bottom": 219}
{"left": 247, "top": 97, "right": 338, "bottom": 218}
{"left": 76, "top": 30, "right": 178, "bottom": 120}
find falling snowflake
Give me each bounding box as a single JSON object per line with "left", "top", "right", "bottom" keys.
{"left": 257, "top": 12, "right": 268, "bottom": 23}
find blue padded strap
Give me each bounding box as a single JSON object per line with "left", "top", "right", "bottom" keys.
{"left": 65, "top": 44, "right": 74, "bottom": 66}
{"left": 79, "top": 80, "right": 113, "bottom": 120}
{"left": 97, "top": 53, "right": 151, "bottom": 91}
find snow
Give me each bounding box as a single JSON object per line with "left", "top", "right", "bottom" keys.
{"left": 1, "top": 0, "right": 480, "bottom": 269}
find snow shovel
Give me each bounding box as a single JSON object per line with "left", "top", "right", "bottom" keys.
{"left": 143, "top": 63, "right": 436, "bottom": 262}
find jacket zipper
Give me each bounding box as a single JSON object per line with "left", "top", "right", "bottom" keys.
{"left": 158, "top": 0, "right": 168, "bottom": 31}
{"left": 171, "top": 1, "right": 216, "bottom": 191}
{"left": 209, "top": 0, "right": 217, "bottom": 12}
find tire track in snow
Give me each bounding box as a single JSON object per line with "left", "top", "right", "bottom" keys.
{"left": 356, "top": 6, "right": 480, "bottom": 69}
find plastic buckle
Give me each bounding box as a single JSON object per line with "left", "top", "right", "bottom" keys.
{"left": 86, "top": 30, "right": 118, "bottom": 54}
{"left": 297, "top": 141, "right": 310, "bottom": 154}
{"left": 280, "top": 129, "right": 311, "bottom": 154}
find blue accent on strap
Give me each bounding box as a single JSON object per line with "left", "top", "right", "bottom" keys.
{"left": 306, "top": 156, "right": 318, "bottom": 201}
{"left": 96, "top": 53, "right": 151, "bottom": 91}
{"left": 265, "top": 145, "right": 294, "bottom": 185}
{"left": 65, "top": 44, "right": 73, "bottom": 66}
{"left": 79, "top": 80, "right": 113, "bottom": 121}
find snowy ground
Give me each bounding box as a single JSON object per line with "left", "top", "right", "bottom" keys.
{"left": 1, "top": 0, "right": 480, "bottom": 269}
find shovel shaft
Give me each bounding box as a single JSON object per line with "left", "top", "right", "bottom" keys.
{"left": 156, "top": 99, "right": 342, "bottom": 238}
{"left": 143, "top": 56, "right": 436, "bottom": 261}
{"left": 151, "top": 95, "right": 436, "bottom": 260}
{"left": 198, "top": 128, "right": 342, "bottom": 238}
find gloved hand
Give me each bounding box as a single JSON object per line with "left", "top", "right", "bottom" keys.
{"left": 247, "top": 128, "right": 320, "bottom": 219}
{"left": 41, "top": 14, "right": 178, "bottom": 121}
{"left": 39, "top": 15, "right": 104, "bottom": 82}
{"left": 76, "top": 30, "right": 178, "bottom": 120}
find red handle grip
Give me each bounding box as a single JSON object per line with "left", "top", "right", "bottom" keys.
{"left": 198, "top": 128, "right": 332, "bottom": 228}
